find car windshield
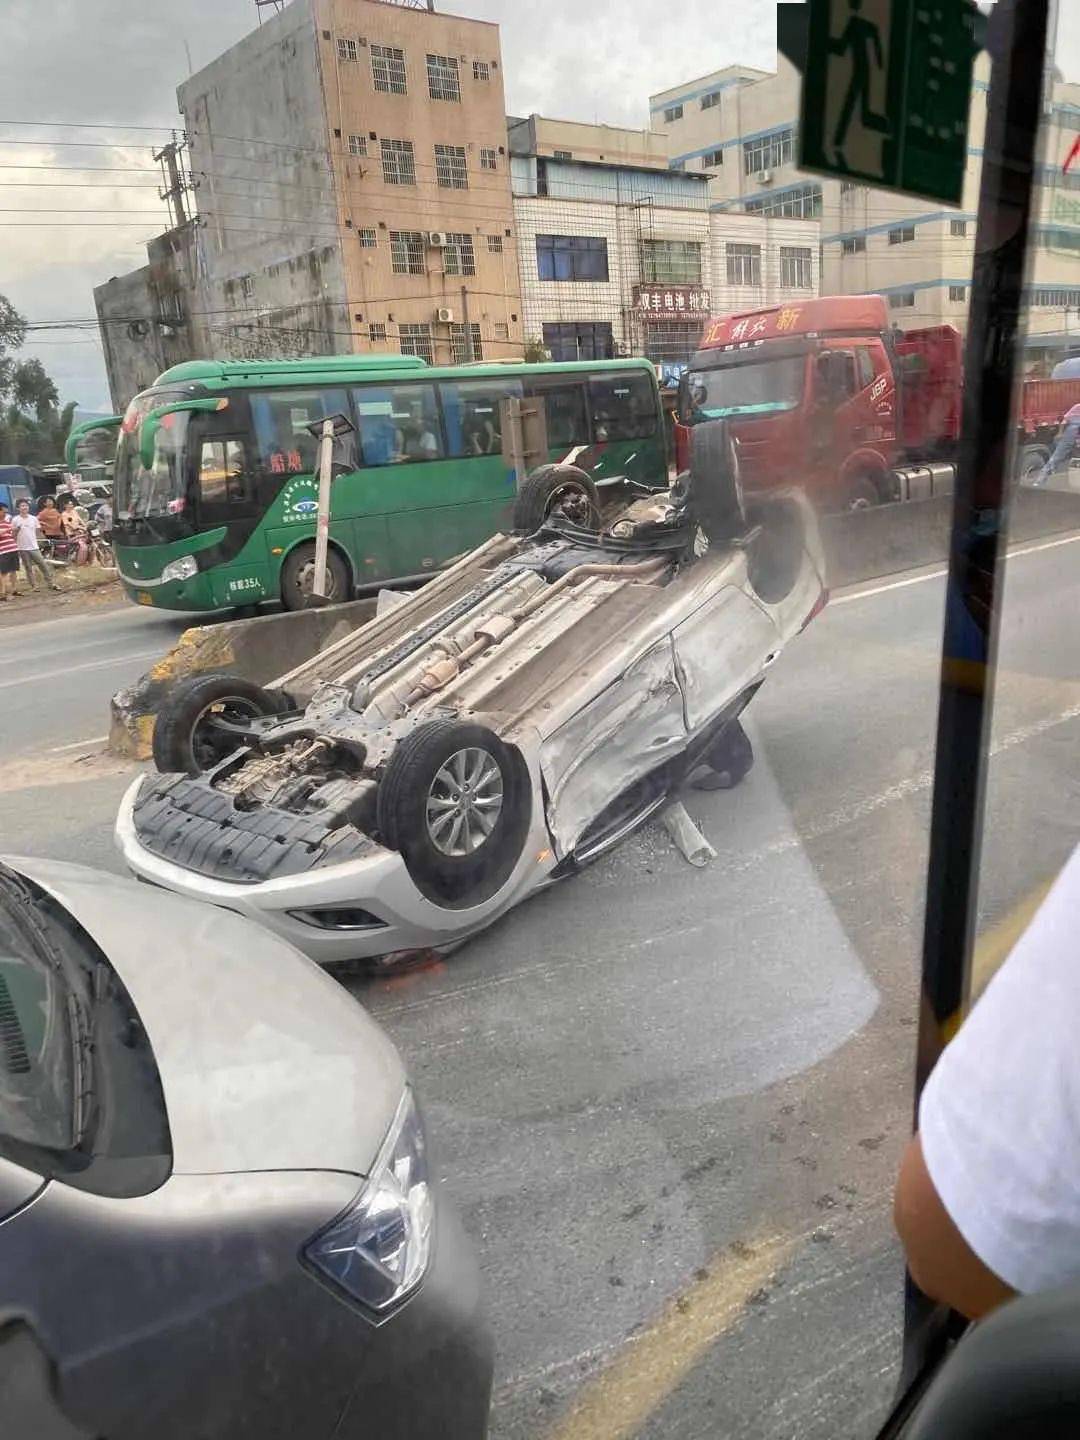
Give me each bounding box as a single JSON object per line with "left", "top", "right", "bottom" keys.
{"left": 687, "top": 354, "right": 807, "bottom": 419}
{"left": 114, "top": 393, "right": 190, "bottom": 521}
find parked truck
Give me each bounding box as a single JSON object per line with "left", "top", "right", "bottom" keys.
{"left": 674, "top": 294, "right": 1080, "bottom": 510}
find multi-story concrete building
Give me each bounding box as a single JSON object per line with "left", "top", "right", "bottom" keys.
{"left": 509, "top": 115, "right": 820, "bottom": 376}
{"left": 650, "top": 49, "right": 1080, "bottom": 364}
{"left": 96, "top": 0, "right": 521, "bottom": 408}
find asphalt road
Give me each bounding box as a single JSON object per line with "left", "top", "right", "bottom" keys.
{"left": 4, "top": 536, "right": 1080, "bottom": 1439}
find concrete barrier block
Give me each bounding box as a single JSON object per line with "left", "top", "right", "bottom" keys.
{"left": 109, "top": 598, "right": 377, "bottom": 760}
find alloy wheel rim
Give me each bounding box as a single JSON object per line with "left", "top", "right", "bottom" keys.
{"left": 426, "top": 747, "right": 504, "bottom": 856}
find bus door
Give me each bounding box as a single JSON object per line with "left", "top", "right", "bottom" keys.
{"left": 186, "top": 400, "right": 267, "bottom": 606}
{"left": 250, "top": 388, "right": 387, "bottom": 587}
{"left": 586, "top": 371, "right": 668, "bottom": 491}
{"left": 352, "top": 377, "right": 516, "bottom": 579}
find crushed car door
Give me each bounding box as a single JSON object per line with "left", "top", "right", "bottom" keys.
{"left": 673, "top": 584, "right": 779, "bottom": 734}
{"left": 540, "top": 638, "right": 687, "bottom": 858}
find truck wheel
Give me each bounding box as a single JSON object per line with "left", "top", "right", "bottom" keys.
{"left": 377, "top": 719, "right": 531, "bottom": 906}
{"left": 1017, "top": 445, "right": 1049, "bottom": 485}
{"left": 845, "top": 474, "right": 881, "bottom": 511}
{"left": 513, "top": 465, "right": 600, "bottom": 533}
{"left": 152, "top": 673, "right": 290, "bottom": 775}
{"left": 690, "top": 420, "right": 744, "bottom": 546}
{"left": 280, "top": 543, "right": 350, "bottom": 611}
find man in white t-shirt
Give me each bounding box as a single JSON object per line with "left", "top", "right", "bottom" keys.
{"left": 894, "top": 845, "right": 1080, "bottom": 1318}
{"left": 11, "top": 499, "right": 58, "bottom": 591}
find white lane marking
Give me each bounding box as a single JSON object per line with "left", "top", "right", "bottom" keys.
{"left": 833, "top": 529, "right": 1080, "bottom": 606}
{"left": 0, "top": 649, "right": 162, "bottom": 693}
{"left": 47, "top": 735, "right": 110, "bottom": 753}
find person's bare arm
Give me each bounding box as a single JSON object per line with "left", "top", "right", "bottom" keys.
{"left": 894, "top": 1134, "right": 1016, "bottom": 1319}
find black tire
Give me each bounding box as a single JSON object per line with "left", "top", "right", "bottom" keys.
{"left": 280, "top": 543, "right": 350, "bottom": 611}
{"left": 692, "top": 719, "right": 754, "bottom": 791}
{"left": 744, "top": 497, "right": 806, "bottom": 604}
{"left": 690, "top": 420, "right": 745, "bottom": 546}
{"left": 377, "top": 718, "right": 531, "bottom": 907}
{"left": 844, "top": 473, "right": 881, "bottom": 511}
{"left": 152, "top": 673, "right": 290, "bottom": 775}
{"left": 513, "top": 464, "right": 600, "bottom": 533}
{"left": 1017, "top": 444, "right": 1049, "bottom": 485}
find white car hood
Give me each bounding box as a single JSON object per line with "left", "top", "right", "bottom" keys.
{"left": 8, "top": 856, "right": 405, "bottom": 1179}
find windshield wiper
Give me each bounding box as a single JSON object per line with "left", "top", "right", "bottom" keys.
{"left": 65, "top": 991, "right": 93, "bottom": 1145}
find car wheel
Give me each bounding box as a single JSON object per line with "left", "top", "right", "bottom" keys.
{"left": 377, "top": 719, "right": 532, "bottom": 906}
{"left": 690, "top": 420, "right": 745, "bottom": 547}
{"left": 1017, "top": 444, "right": 1049, "bottom": 485}
{"left": 745, "top": 497, "right": 806, "bottom": 604}
{"left": 513, "top": 464, "right": 601, "bottom": 533}
{"left": 280, "top": 543, "right": 350, "bottom": 611}
{"left": 692, "top": 720, "right": 754, "bottom": 790}
{"left": 152, "top": 673, "right": 290, "bottom": 775}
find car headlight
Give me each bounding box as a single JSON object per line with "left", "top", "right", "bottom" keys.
{"left": 304, "top": 1087, "right": 434, "bottom": 1316}
{"left": 160, "top": 554, "right": 198, "bottom": 584}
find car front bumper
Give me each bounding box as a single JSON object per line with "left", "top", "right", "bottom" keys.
{"left": 115, "top": 777, "right": 554, "bottom": 964}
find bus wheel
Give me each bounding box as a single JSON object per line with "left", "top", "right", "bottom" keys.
{"left": 280, "top": 543, "right": 350, "bottom": 610}
{"left": 152, "top": 673, "right": 292, "bottom": 775}
{"left": 514, "top": 465, "right": 600, "bottom": 533}
{"left": 376, "top": 718, "right": 532, "bottom": 907}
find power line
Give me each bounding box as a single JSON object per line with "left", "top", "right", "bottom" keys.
{"left": 0, "top": 119, "right": 179, "bottom": 132}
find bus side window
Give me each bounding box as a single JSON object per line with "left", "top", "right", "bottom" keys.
{"left": 250, "top": 389, "right": 353, "bottom": 477}
{"left": 352, "top": 383, "right": 444, "bottom": 466}
{"left": 522, "top": 380, "right": 588, "bottom": 451}
{"left": 440, "top": 379, "right": 523, "bottom": 458}
{"left": 199, "top": 439, "right": 250, "bottom": 508}
{"left": 588, "top": 373, "right": 658, "bottom": 441}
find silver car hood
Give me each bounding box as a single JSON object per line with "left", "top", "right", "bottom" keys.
{"left": 9, "top": 856, "right": 405, "bottom": 1178}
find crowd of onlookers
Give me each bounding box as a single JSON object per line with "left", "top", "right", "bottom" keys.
{"left": 0, "top": 494, "right": 113, "bottom": 602}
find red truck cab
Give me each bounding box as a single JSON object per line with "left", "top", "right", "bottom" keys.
{"left": 676, "top": 295, "right": 964, "bottom": 510}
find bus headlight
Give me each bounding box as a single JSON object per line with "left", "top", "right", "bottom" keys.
{"left": 161, "top": 555, "right": 198, "bottom": 584}
{"left": 304, "top": 1088, "right": 434, "bottom": 1316}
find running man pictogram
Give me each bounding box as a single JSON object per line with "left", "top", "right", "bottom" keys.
{"left": 830, "top": 0, "right": 890, "bottom": 161}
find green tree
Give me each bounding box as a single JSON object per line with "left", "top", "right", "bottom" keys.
{"left": 0, "top": 292, "right": 75, "bottom": 467}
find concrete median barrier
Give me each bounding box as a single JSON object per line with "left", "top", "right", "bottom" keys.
{"left": 822, "top": 487, "right": 1080, "bottom": 590}
{"left": 109, "top": 599, "right": 377, "bottom": 760}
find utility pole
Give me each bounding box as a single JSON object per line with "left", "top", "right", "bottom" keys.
{"left": 460, "top": 284, "right": 475, "bottom": 362}
{"left": 154, "top": 134, "right": 188, "bottom": 230}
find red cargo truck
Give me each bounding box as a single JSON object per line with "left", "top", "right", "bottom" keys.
{"left": 674, "top": 294, "right": 1080, "bottom": 510}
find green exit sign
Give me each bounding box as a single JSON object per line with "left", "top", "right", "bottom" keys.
{"left": 800, "top": 0, "right": 981, "bottom": 206}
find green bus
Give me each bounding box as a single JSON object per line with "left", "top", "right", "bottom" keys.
{"left": 110, "top": 354, "right": 668, "bottom": 612}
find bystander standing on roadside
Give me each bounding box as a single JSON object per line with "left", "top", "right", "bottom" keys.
{"left": 60, "top": 497, "right": 90, "bottom": 564}
{"left": 36, "top": 495, "right": 64, "bottom": 544}
{"left": 0, "top": 502, "right": 19, "bottom": 601}
{"left": 12, "top": 498, "right": 59, "bottom": 592}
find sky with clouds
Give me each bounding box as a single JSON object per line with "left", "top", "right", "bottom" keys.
{"left": 3, "top": 0, "right": 1078, "bottom": 412}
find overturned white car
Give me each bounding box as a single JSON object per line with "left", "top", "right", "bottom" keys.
{"left": 115, "top": 427, "right": 827, "bottom": 965}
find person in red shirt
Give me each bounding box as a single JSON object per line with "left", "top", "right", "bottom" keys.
{"left": 0, "top": 503, "right": 18, "bottom": 600}
{"left": 36, "top": 496, "right": 64, "bottom": 541}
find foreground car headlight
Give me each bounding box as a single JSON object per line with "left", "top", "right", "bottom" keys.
{"left": 160, "top": 554, "right": 198, "bottom": 584}
{"left": 304, "top": 1087, "right": 434, "bottom": 1315}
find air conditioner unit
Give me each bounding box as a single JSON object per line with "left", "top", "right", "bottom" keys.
{"left": 428, "top": 231, "right": 451, "bottom": 247}
{"left": 756, "top": 169, "right": 774, "bottom": 185}
{"left": 436, "top": 306, "right": 455, "bottom": 323}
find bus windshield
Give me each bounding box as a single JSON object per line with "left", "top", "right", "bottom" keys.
{"left": 687, "top": 354, "right": 807, "bottom": 420}
{"left": 114, "top": 393, "right": 191, "bottom": 522}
